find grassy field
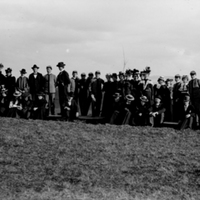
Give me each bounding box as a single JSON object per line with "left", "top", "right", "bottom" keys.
{"left": 0, "top": 118, "right": 200, "bottom": 200}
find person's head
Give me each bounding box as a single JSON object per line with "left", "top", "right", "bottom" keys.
{"left": 88, "top": 72, "right": 94, "bottom": 79}
{"left": 140, "top": 71, "right": 145, "bottom": 80}
{"left": 125, "top": 69, "right": 132, "bottom": 80}
{"left": 106, "top": 74, "right": 111, "bottom": 81}
{"left": 140, "top": 95, "right": 148, "bottom": 106}
{"left": 32, "top": 65, "right": 39, "bottom": 73}
{"left": 118, "top": 72, "right": 124, "bottom": 81}
{"left": 72, "top": 71, "right": 78, "bottom": 78}
{"left": 183, "top": 95, "right": 190, "bottom": 106}
{"left": 144, "top": 72, "right": 150, "bottom": 80}
{"left": 56, "top": 62, "right": 65, "bottom": 71}
{"left": 174, "top": 74, "right": 181, "bottom": 82}
{"left": 143, "top": 66, "right": 151, "bottom": 79}
{"left": 81, "top": 73, "right": 86, "bottom": 80}
{"left": 158, "top": 76, "right": 165, "bottom": 85}
{"left": 182, "top": 75, "right": 189, "bottom": 84}
{"left": 5, "top": 68, "right": 12, "bottom": 76}
{"left": 113, "top": 92, "right": 121, "bottom": 102}
{"left": 111, "top": 73, "right": 117, "bottom": 81}
{"left": 0, "top": 63, "right": 4, "bottom": 72}
{"left": 46, "top": 66, "right": 52, "bottom": 74}
{"left": 165, "top": 79, "right": 173, "bottom": 87}
{"left": 95, "top": 71, "right": 101, "bottom": 78}
{"left": 20, "top": 69, "right": 27, "bottom": 76}
{"left": 190, "top": 71, "right": 196, "bottom": 80}
{"left": 13, "top": 90, "right": 22, "bottom": 99}
{"left": 125, "top": 94, "right": 134, "bottom": 104}
{"left": 154, "top": 96, "right": 162, "bottom": 107}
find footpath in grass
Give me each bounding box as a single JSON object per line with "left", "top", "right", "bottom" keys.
{"left": 0, "top": 117, "right": 200, "bottom": 200}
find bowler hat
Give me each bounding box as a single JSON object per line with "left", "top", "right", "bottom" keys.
{"left": 32, "top": 65, "right": 39, "bottom": 70}
{"left": 140, "top": 95, "right": 148, "bottom": 102}
{"left": 56, "top": 62, "right": 66, "bottom": 68}
{"left": 46, "top": 66, "right": 52, "bottom": 70}
{"left": 5, "top": 68, "right": 12, "bottom": 73}
{"left": 111, "top": 73, "right": 117, "bottom": 79}
{"left": 125, "top": 94, "right": 134, "bottom": 101}
{"left": 13, "top": 90, "right": 22, "bottom": 97}
{"left": 20, "top": 69, "right": 27, "bottom": 74}
{"left": 190, "top": 71, "right": 196, "bottom": 75}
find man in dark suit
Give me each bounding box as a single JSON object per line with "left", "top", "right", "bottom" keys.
{"left": 29, "top": 65, "right": 45, "bottom": 102}
{"left": 56, "top": 62, "right": 71, "bottom": 116}
{"left": 5, "top": 68, "right": 16, "bottom": 102}
{"left": 91, "top": 71, "right": 104, "bottom": 117}
{"left": 0, "top": 63, "right": 5, "bottom": 87}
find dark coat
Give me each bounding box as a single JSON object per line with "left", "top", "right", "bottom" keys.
{"left": 179, "top": 104, "right": 195, "bottom": 121}
{"left": 56, "top": 70, "right": 71, "bottom": 88}
{"left": 173, "top": 82, "right": 182, "bottom": 102}
{"left": 0, "top": 72, "right": 5, "bottom": 86}
{"left": 63, "top": 99, "right": 78, "bottom": 121}
{"left": 29, "top": 73, "right": 45, "bottom": 94}
{"left": 5, "top": 75, "right": 16, "bottom": 99}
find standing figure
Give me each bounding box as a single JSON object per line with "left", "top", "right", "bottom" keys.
{"left": 0, "top": 86, "right": 9, "bottom": 116}
{"left": 179, "top": 75, "right": 189, "bottom": 102}
{"left": 91, "top": 71, "right": 104, "bottom": 117}
{"left": 102, "top": 74, "right": 113, "bottom": 122}
{"left": 56, "top": 62, "right": 71, "bottom": 116}
{"left": 173, "top": 74, "right": 182, "bottom": 122}
{"left": 79, "top": 73, "right": 88, "bottom": 116}
{"left": 44, "top": 66, "right": 57, "bottom": 115}
{"left": 5, "top": 68, "right": 16, "bottom": 102}
{"left": 165, "top": 78, "right": 173, "bottom": 122}
{"left": 178, "top": 95, "right": 195, "bottom": 130}
{"left": 118, "top": 72, "right": 125, "bottom": 97}
{"left": 111, "top": 73, "right": 119, "bottom": 94}
{"left": 69, "top": 71, "right": 80, "bottom": 103}
{"left": 131, "top": 69, "right": 140, "bottom": 101}
{"left": 149, "top": 96, "right": 166, "bottom": 127}
{"left": 188, "top": 70, "right": 200, "bottom": 128}
{"left": 123, "top": 69, "right": 133, "bottom": 96}
{"left": 16, "top": 69, "right": 29, "bottom": 98}
{"left": 29, "top": 65, "right": 45, "bottom": 102}
{"left": 0, "top": 63, "right": 5, "bottom": 87}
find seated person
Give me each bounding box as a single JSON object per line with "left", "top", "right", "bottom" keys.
{"left": 111, "top": 94, "right": 135, "bottom": 125}
{"left": 0, "top": 85, "right": 9, "bottom": 117}
{"left": 21, "top": 93, "right": 33, "bottom": 119}
{"left": 7, "top": 90, "right": 23, "bottom": 118}
{"left": 134, "top": 95, "right": 150, "bottom": 126}
{"left": 149, "top": 96, "right": 166, "bottom": 127}
{"left": 63, "top": 92, "right": 79, "bottom": 122}
{"left": 178, "top": 95, "right": 195, "bottom": 130}
{"left": 109, "top": 92, "right": 123, "bottom": 124}
{"left": 31, "top": 92, "right": 48, "bottom": 120}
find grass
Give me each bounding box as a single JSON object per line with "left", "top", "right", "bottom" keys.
{"left": 0, "top": 117, "right": 200, "bottom": 199}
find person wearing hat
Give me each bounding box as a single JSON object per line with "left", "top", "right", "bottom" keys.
{"left": 179, "top": 75, "right": 189, "bottom": 102}
{"left": 178, "top": 94, "right": 195, "bottom": 130}
{"left": 31, "top": 92, "right": 48, "bottom": 120}
{"left": 16, "top": 69, "right": 30, "bottom": 99}
{"left": 0, "top": 63, "right": 5, "bottom": 87}
{"left": 111, "top": 73, "right": 118, "bottom": 94}
{"left": 29, "top": 65, "right": 45, "bottom": 103}
{"left": 69, "top": 70, "right": 80, "bottom": 104}
{"left": 138, "top": 67, "right": 154, "bottom": 106}
{"left": 124, "top": 69, "right": 133, "bottom": 97}
{"left": 5, "top": 68, "right": 16, "bottom": 102}
{"left": 188, "top": 70, "right": 200, "bottom": 128}
{"left": 56, "top": 62, "right": 71, "bottom": 116}
{"left": 90, "top": 71, "right": 104, "bottom": 117}
{"left": 118, "top": 72, "right": 125, "bottom": 97}
{"left": 134, "top": 95, "right": 151, "bottom": 126}
{"left": 7, "top": 90, "right": 23, "bottom": 118}
{"left": 79, "top": 73, "right": 88, "bottom": 116}
{"left": 131, "top": 69, "right": 140, "bottom": 101}
{"left": 101, "top": 74, "right": 113, "bottom": 122}
{"left": 149, "top": 96, "right": 166, "bottom": 127}
{"left": 63, "top": 92, "right": 79, "bottom": 122}
{"left": 173, "top": 74, "right": 182, "bottom": 122}
{"left": 44, "top": 66, "right": 57, "bottom": 115}
{"left": 0, "top": 85, "right": 9, "bottom": 116}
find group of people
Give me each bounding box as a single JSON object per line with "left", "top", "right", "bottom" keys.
{"left": 0, "top": 62, "right": 200, "bottom": 130}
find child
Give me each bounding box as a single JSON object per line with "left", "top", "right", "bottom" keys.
{"left": 63, "top": 92, "right": 79, "bottom": 121}
{"left": 149, "top": 96, "right": 166, "bottom": 127}
{"left": 134, "top": 95, "right": 150, "bottom": 126}
{"left": 178, "top": 95, "right": 195, "bottom": 130}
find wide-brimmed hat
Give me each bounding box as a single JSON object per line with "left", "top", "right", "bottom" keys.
{"left": 46, "top": 66, "right": 52, "bottom": 70}
{"left": 118, "top": 71, "right": 124, "bottom": 77}
{"left": 190, "top": 71, "right": 196, "bottom": 75}
{"left": 125, "top": 94, "right": 135, "bottom": 101}
{"left": 183, "top": 95, "right": 190, "bottom": 102}
{"left": 56, "top": 62, "right": 66, "bottom": 68}
{"left": 140, "top": 95, "right": 148, "bottom": 102}
{"left": 20, "top": 69, "right": 27, "bottom": 74}
{"left": 111, "top": 73, "right": 117, "bottom": 79}
{"left": 158, "top": 76, "right": 165, "bottom": 82}
{"left": 125, "top": 69, "right": 132, "bottom": 75}
{"left": 32, "top": 64, "right": 39, "bottom": 70}
{"left": 113, "top": 92, "right": 121, "bottom": 98}
{"left": 88, "top": 72, "right": 94, "bottom": 76}
{"left": 13, "top": 90, "right": 22, "bottom": 97}
{"left": 5, "top": 68, "right": 12, "bottom": 73}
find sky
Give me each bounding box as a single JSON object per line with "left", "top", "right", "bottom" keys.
{"left": 1, "top": 0, "right": 200, "bottom": 79}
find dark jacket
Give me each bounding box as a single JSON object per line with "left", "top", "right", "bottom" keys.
{"left": 5, "top": 75, "right": 16, "bottom": 98}
{"left": 56, "top": 70, "right": 71, "bottom": 88}
{"left": 0, "top": 72, "right": 5, "bottom": 86}
{"left": 29, "top": 73, "right": 45, "bottom": 94}
{"left": 179, "top": 104, "right": 195, "bottom": 121}
{"left": 91, "top": 78, "right": 104, "bottom": 97}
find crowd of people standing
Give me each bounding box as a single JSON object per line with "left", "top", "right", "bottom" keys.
{"left": 0, "top": 62, "right": 200, "bottom": 130}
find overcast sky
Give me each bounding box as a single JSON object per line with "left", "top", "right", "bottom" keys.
{"left": 1, "top": 0, "right": 200, "bottom": 78}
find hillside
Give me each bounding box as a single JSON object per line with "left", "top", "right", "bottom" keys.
{"left": 0, "top": 118, "right": 200, "bottom": 200}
